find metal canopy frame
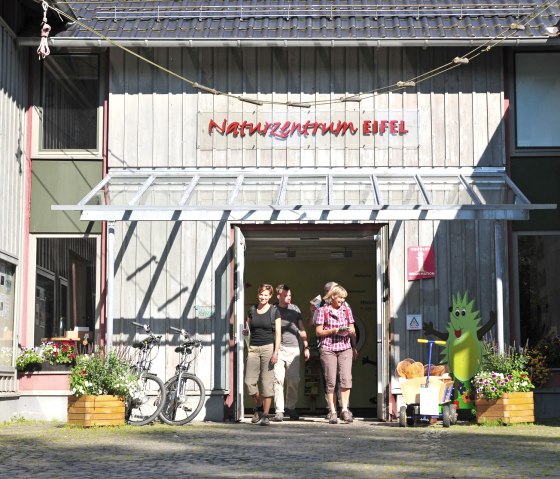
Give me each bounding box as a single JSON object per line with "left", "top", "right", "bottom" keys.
{"left": 53, "top": 166, "right": 555, "bottom": 222}
{"left": 58, "top": 166, "right": 554, "bottom": 357}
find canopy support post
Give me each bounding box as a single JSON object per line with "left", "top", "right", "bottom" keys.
{"left": 495, "top": 220, "right": 505, "bottom": 354}
{"left": 106, "top": 221, "right": 115, "bottom": 353}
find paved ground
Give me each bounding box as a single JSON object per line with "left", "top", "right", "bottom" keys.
{"left": 0, "top": 416, "right": 559, "bottom": 479}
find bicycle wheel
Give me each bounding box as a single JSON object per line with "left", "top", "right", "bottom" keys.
{"left": 159, "top": 373, "right": 205, "bottom": 426}
{"left": 126, "top": 373, "right": 166, "bottom": 426}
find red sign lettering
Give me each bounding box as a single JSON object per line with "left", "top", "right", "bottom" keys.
{"left": 209, "top": 119, "right": 408, "bottom": 138}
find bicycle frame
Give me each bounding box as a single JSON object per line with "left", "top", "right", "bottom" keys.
{"left": 158, "top": 326, "right": 205, "bottom": 425}
{"left": 126, "top": 322, "right": 166, "bottom": 425}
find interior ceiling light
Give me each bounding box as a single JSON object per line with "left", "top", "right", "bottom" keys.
{"left": 273, "top": 248, "right": 296, "bottom": 258}
{"left": 330, "top": 248, "right": 352, "bottom": 258}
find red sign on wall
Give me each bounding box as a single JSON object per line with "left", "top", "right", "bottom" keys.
{"left": 208, "top": 118, "right": 409, "bottom": 139}
{"left": 407, "top": 246, "right": 436, "bottom": 281}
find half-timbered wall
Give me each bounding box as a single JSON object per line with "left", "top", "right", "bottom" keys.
{"left": 107, "top": 46, "right": 507, "bottom": 411}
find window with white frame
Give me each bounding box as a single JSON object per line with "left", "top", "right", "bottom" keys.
{"left": 40, "top": 54, "right": 100, "bottom": 152}
{"left": 515, "top": 52, "right": 560, "bottom": 149}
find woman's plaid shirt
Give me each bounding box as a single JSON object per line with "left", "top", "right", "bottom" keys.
{"left": 315, "top": 303, "right": 354, "bottom": 352}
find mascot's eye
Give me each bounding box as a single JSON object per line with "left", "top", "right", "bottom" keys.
{"left": 448, "top": 306, "right": 453, "bottom": 313}
{"left": 454, "top": 309, "right": 460, "bottom": 317}
{"left": 461, "top": 309, "right": 466, "bottom": 316}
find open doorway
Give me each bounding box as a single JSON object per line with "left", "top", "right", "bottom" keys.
{"left": 239, "top": 224, "right": 380, "bottom": 418}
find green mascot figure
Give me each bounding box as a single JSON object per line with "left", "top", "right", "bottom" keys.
{"left": 423, "top": 291, "right": 496, "bottom": 418}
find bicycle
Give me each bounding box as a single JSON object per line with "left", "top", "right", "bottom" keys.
{"left": 159, "top": 326, "right": 206, "bottom": 425}
{"left": 126, "top": 321, "right": 167, "bottom": 426}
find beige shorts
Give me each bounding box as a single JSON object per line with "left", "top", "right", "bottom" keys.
{"left": 245, "top": 343, "right": 275, "bottom": 397}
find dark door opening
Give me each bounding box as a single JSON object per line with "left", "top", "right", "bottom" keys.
{"left": 240, "top": 224, "right": 379, "bottom": 418}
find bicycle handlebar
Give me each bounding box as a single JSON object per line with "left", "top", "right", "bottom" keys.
{"left": 169, "top": 326, "right": 191, "bottom": 339}
{"left": 417, "top": 338, "right": 446, "bottom": 346}
{"left": 132, "top": 321, "right": 151, "bottom": 333}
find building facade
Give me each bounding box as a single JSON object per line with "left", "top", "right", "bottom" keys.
{"left": 1, "top": 1, "right": 559, "bottom": 421}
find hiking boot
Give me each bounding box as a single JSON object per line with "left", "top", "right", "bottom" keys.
{"left": 272, "top": 412, "right": 284, "bottom": 422}
{"left": 340, "top": 410, "right": 353, "bottom": 423}
{"left": 259, "top": 415, "right": 270, "bottom": 426}
{"left": 328, "top": 412, "right": 338, "bottom": 424}
{"left": 285, "top": 408, "right": 300, "bottom": 421}
{"left": 251, "top": 408, "right": 263, "bottom": 424}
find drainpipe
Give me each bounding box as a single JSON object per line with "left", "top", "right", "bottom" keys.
{"left": 106, "top": 221, "right": 115, "bottom": 352}
{"left": 495, "top": 220, "right": 505, "bottom": 353}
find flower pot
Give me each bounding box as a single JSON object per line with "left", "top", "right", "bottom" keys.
{"left": 475, "top": 392, "right": 534, "bottom": 424}
{"left": 67, "top": 395, "right": 125, "bottom": 427}
{"left": 39, "top": 362, "right": 73, "bottom": 372}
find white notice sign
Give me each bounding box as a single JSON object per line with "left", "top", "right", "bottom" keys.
{"left": 407, "top": 314, "right": 422, "bottom": 331}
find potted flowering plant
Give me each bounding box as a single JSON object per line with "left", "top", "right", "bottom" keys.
{"left": 42, "top": 341, "right": 77, "bottom": 368}
{"left": 16, "top": 341, "right": 78, "bottom": 373}
{"left": 15, "top": 347, "right": 44, "bottom": 373}
{"left": 68, "top": 349, "right": 138, "bottom": 427}
{"left": 473, "top": 370, "right": 534, "bottom": 400}
{"left": 69, "top": 350, "right": 138, "bottom": 397}
{"left": 473, "top": 342, "right": 535, "bottom": 424}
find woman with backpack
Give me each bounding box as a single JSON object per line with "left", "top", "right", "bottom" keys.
{"left": 243, "top": 283, "right": 281, "bottom": 426}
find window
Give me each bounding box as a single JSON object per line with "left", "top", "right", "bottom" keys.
{"left": 35, "top": 269, "right": 55, "bottom": 343}
{"left": 40, "top": 55, "right": 100, "bottom": 151}
{"left": 34, "top": 238, "right": 97, "bottom": 346}
{"left": 517, "top": 234, "right": 560, "bottom": 349}
{"left": 0, "top": 260, "right": 16, "bottom": 369}
{"left": 515, "top": 52, "right": 560, "bottom": 148}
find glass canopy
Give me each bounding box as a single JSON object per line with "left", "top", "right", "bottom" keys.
{"left": 53, "top": 167, "right": 555, "bottom": 222}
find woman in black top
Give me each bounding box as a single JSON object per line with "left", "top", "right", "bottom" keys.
{"left": 243, "top": 284, "right": 281, "bottom": 426}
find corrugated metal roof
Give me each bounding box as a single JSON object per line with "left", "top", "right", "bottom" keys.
{"left": 24, "top": 1, "right": 560, "bottom": 45}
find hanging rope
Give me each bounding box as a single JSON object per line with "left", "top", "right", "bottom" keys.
{"left": 37, "top": 1, "right": 51, "bottom": 60}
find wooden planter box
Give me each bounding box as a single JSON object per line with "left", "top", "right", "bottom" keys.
{"left": 67, "top": 395, "right": 125, "bottom": 427}
{"left": 476, "top": 392, "right": 534, "bottom": 424}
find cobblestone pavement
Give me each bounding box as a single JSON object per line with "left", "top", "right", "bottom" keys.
{"left": 0, "top": 417, "right": 559, "bottom": 479}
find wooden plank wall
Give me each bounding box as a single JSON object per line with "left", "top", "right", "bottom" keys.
{"left": 111, "top": 220, "right": 230, "bottom": 393}
{"left": 108, "top": 46, "right": 505, "bottom": 169}
{"left": 107, "top": 46, "right": 506, "bottom": 385}
{"left": 391, "top": 220, "right": 503, "bottom": 367}
{"left": 0, "top": 21, "right": 26, "bottom": 260}
{"left": 0, "top": 19, "right": 26, "bottom": 393}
